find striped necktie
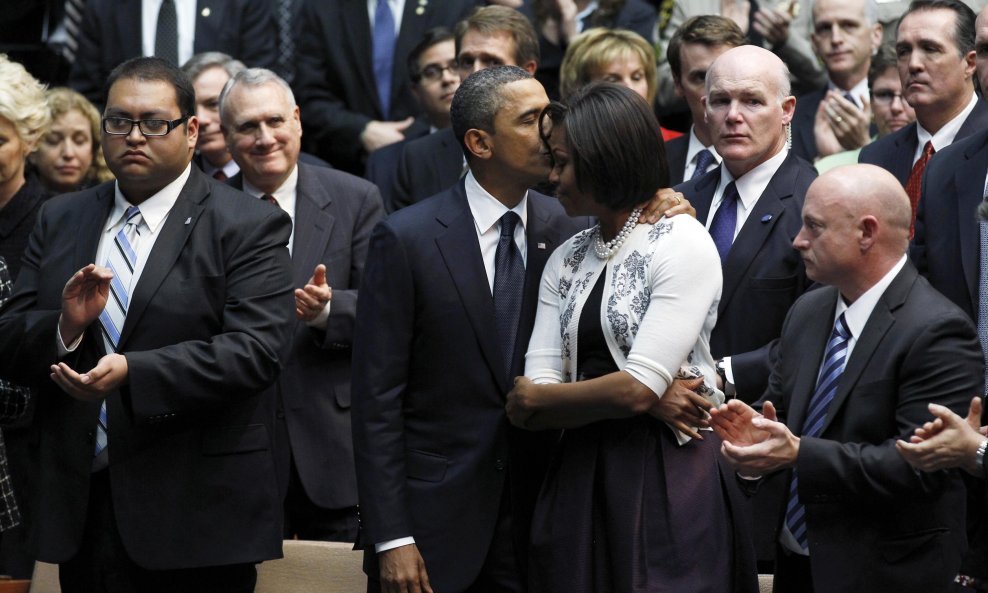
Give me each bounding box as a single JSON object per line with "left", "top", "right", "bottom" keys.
{"left": 95, "top": 206, "right": 143, "bottom": 458}
{"left": 786, "top": 312, "right": 851, "bottom": 552}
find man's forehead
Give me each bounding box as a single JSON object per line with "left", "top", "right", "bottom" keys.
{"left": 106, "top": 77, "right": 179, "bottom": 111}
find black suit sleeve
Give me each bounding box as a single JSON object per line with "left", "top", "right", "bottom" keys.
{"left": 68, "top": 0, "right": 109, "bottom": 105}
{"left": 123, "top": 207, "right": 294, "bottom": 420}
{"left": 228, "top": 0, "right": 278, "bottom": 69}
{"left": 351, "top": 219, "right": 418, "bottom": 545}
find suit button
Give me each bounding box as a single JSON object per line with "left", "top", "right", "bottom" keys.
{"left": 495, "top": 458, "right": 505, "bottom": 471}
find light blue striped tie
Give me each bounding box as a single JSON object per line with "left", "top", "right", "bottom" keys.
{"left": 785, "top": 312, "right": 851, "bottom": 551}
{"left": 94, "top": 206, "right": 142, "bottom": 457}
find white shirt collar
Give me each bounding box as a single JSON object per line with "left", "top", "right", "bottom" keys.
{"left": 686, "top": 127, "right": 721, "bottom": 168}
{"left": 574, "top": 1, "right": 600, "bottom": 32}
{"left": 916, "top": 92, "right": 978, "bottom": 156}
{"left": 828, "top": 77, "right": 869, "bottom": 109}
{"left": 109, "top": 163, "right": 191, "bottom": 234}
{"left": 243, "top": 165, "right": 299, "bottom": 217}
{"left": 835, "top": 254, "right": 908, "bottom": 340}
{"left": 716, "top": 147, "right": 788, "bottom": 213}
{"left": 464, "top": 171, "right": 528, "bottom": 236}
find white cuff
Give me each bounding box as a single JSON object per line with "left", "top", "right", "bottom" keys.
{"left": 56, "top": 315, "right": 84, "bottom": 357}
{"left": 375, "top": 537, "right": 416, "bottom": 554}
{"left": 305, "top": 300, "right": 332, "bottom": 330}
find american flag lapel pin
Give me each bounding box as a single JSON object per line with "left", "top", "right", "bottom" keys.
{"left": 537, "top": 242, "right": 547, "bottom": 250}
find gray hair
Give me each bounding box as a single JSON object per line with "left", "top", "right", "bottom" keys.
{"left": 218, "top": 68, "right": 296, "bottom": 124}
{"left": 0, "top": 54, "right": 50, "bottom": 149}
{"left": 811, "top": 0, "right": 879, "bottom": 25}
{"left": 181, "top": 52, "right": 246, "bottom": 83}
{"left": 450, "top": 65, "right": 533, "bottom": 155}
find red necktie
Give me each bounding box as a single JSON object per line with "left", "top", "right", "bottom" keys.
{"left": 212, "top": 170, "right": 228, "bottom": 182}
{"left": 262, "top": 194, "right": 279, "bottom": 207}
{"left": 905, "top": 141, "right": 934, "bottom": 239}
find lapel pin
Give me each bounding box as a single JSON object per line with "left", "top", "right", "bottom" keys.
{"left": 184, "top": 217, "right": 192, "bottom": 225}
{"left": 201, "top": 7, "right": 210, "bottom": 17}
{"left": 761, "top": 214, "right": 773, "bottom": 223}
{"left": 415, "top": 6, "right": 425, "bottom": 15}
{"left": 537, "top": 242, "right": 547, "bottom": 250}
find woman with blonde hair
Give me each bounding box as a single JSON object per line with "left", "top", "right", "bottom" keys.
{"left": 29, "top": 87, "right": 113, "bottom": 194}
{"left": 0, "top": 54, "right": 50, "bottom": 280}
{"left": 560, "top": 27, "right": 681, "bottom": 140}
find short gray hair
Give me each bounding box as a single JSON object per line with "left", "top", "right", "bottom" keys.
{"left": 181, "top": 52, "right": 246, "bottom": 83}
{"left": 450, "top": 65, "right": 532, "bottom": 155}
{"left": 218, "top": 68, "right": 296, "bottom": 124}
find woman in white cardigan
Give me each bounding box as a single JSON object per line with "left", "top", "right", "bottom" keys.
{"left": 506, "top": 83, "right": 756, "bottom": 593}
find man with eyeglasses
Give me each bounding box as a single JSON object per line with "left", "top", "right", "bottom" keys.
{"left": 0, "top": 56, "right": 293, "bottom": 592}
{"left": 365, "top": 27, "right": 461, "bottom": 210}
{"left": 789, "top": 0, "right": 882, "bottom": 163}
{"left": 390, "top": 5, "right": 540, "bottom": 212}
{"left": 295, "top": 0, "right": 475, "bottom": 175}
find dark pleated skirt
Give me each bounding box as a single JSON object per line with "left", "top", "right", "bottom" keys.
{"left": 529, "top": 415, "right": 756, "bottom": 593}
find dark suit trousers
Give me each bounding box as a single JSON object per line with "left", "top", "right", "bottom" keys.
{"left": 366, "top": 488, "right": 523, "bottom": 593}
{"left": 283, "top": 453, "right": 358, "bottom": 542}
{"left": 59, "top": 470, "right": 257, "bottom": 593}
{"left": 773, "top": 546, "right": 814, "bottom": 593}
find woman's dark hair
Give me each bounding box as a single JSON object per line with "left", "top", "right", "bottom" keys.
{"left": 539, "top": 82, "right": 667, "bottom": 211}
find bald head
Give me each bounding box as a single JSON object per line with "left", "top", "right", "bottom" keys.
{"left": 795, "top": 164, "right": 910, "bottom": 300}
{"left": 705, "top": 45, "right": 791, "bottom": 99}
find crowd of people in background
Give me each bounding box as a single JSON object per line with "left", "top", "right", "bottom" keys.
{"left": 0, "top": 0, "right": 988, "bottom": 592}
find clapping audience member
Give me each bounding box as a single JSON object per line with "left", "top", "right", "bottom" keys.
{"left": 294, "top": 0, "right": 475, "bottom": 174}
{"left": 30, "top": 87, "right": 113, "bottom": 194}
{"left": 663, "top": 14, "right": 745, "bottom": 185}
{"left": 508, "top": 82, "right": 756, "bottom": 593}
{"left": 182, "top": 52, "right": 246, "bottom": 181}
{"left": 711, "top": 164, "right": 980, "bottom": 593}
{"left": 790, "top": 0, "right": 882, "bottom": 162}
{"left": 0, "top": 55, "right": 51, "bottom": 280}
{"left": 814, "top": 45, "right": 915, "bottom": 172}
{"left": 219, "top": 67, "right": 385, "bottom": 542}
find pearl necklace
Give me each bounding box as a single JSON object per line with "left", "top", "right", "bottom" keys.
{"left": 592, "top": 207, "right": 643, "bottom": 259}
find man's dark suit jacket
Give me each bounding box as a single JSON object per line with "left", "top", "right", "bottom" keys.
{"left": 791, "top": 87, "right": 825, "bottom": 162}
{"left": 365, "top": 138, "right": 410, "bottom": 213}
{"left": 391, "top": 126, "right": 463, "bottom": 211}
{"left": 859, "top": 99, "right": 988, "bottom": 185}
{"left": 762, "top": 263, "right": 981, "bottom": 593}
{"left": 0, "top": 166, "right": 294, "bottom": 569}
{"left": 234, "top": 163, "right": 385, "bottom": 513}
{"left": 675, "top": 152, "right": 816, "bottom": 400}
{"left": 68, "top": 0, "right": 277, "bottom": 106}
{"left": 294, "top": 0, "right": 473, "bottom": 174}
{"left": 351, "top": 181, "right": 587, "bottom": 592}
{"left": 664, "top": 133, "right": 688, "bottom": 186}
{"left": 910, "top": 127, "right": 988, "bottom": 584}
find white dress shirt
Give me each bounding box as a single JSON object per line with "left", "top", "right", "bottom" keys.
{"left": 200, "top": 158, "right": 240, "bottom": 181}
{"left": 142, "top": 0, "right": 196, "bottom": 66}
{"left": 915, "top": 92, "right": 978, "bottom": 163}
{"left": 704, "top": 147, "right": 789, "bottom": 240}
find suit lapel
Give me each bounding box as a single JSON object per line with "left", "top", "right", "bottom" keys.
{"left": 116, "top": 0, "right": 142, "bottom": 60}
{"left": 816, "top": 266, "right": 913, "bottom": 435}
{"left": 891, "top": 124, "right": 919, "bottom": 185}
{"left": 436, "top": 129, "right": 465, "bottom": 188}
{"left": 292, "top": 166, "right": 336, "bottom": 288}
{"left": 392, "top": 1, "right": 427, "bottom": 105}
{"left": 720, "top": 156, "right": 796, "bottom": 312}
{"left": 689, "top": 166, "right": 721, "bottom": 224}
{"left": 433, "top": 185, "right": 507, "bottom": 390}
{"left": 956, "top": 137, "right": 988, "bottom": 311}
{"left": 117, "top": 169, "right": 208, "bottom": 348}
{"left": 77, "top": 185, "right": 115, "bottom": 269}
{"left": 787, "top": 290, "right": 838, "bottom": 432}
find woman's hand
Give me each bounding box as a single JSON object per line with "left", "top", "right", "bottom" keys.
{"left": 506, "top": 376, "right": 540, "bottom": 429}
{"left": 648, "top": 378, "right": 712, "bottom": 440}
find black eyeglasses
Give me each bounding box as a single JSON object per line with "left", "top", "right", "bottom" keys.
{"left": 102, "top": 116, "right": 189, "bottom": 136}
{"left": 415, "top": 62, "right": 458, "bottom": 83}
{"left": 871, "top": 91, "right": 906, "bottom": 106}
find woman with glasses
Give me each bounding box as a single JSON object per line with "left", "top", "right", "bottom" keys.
{"left": 29, "top": 88, "right": 114, "bottom": 195}
{"left": 507, "top": 83, "right": 756, "bottom": 592}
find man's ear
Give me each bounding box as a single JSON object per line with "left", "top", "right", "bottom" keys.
{"left": 464, "top": 128, "right": 493, "bottom": 160}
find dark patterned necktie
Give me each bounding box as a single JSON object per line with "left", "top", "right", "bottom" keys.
{"left": 212, "top": 170, "right": 228, "bottom": 182}
{"left": 494, "top": 211, "right": 524, "bottom": 373}
{"left": 372, "top": 0, "right": 396, "bottom": 118}
{"left": 154, "top": 0, "right": 179, "bottom": 65}
{"left": 786, "top": 313, "right": 851, "bottom": 551}
{"left": 276, "top": 0, "right": 297, "bottom": 83}
{"left": 708, "top": 181, "right": 738, "bottom": 262}
{"left": 691, "top": 149, "right": 715, "bottom": 181}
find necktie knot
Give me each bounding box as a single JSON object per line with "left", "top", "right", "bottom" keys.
{"left": 833, "top": 312, "right": 851, "bottom": 342}
{"left": 262, "top": 194, "right": 279, "bottom": 207}
{"left": 499, "top": 211, "right": 520, "bottom": 239}
{"left": 922, "top": 140, "right": 935, "bottom": 160}
{"left": 692, "top": 149, "right": 715, "bottom": 180}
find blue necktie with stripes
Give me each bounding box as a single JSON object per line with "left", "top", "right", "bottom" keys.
{"left": 95, "top": 206, "right": 142, "bottom": 458}
{"left": 786, "top": 312, "right": 851, "bottom": 551}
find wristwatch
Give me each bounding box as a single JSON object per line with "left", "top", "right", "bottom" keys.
{"left": 715, "top": 359, "right": 728, "bottom": 386}
{"left": 977, "top": 439, "right": 988, "bottom": 480}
